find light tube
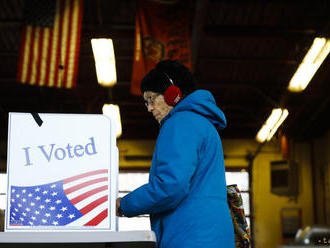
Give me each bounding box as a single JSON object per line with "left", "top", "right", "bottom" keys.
{"left": 288, "top": 37, "right": 330, "bottom": 92}
{"left": 102, "top": 104, "right": 122, "bottom": 138}
{"left": 91, "top": 39, "right": 117, "bottom": 87}
{"left": 256, "top": 108, "right": 289, "bottom": 143}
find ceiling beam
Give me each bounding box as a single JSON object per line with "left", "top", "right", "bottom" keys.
{"left": 204, "top": 26, "right": 317, "bottom": 37}
{"left": 199, "top": 56, "right": 297, "bottom": 65}
{"left": 0, "top": 52, "right": 132, "bottom": 60}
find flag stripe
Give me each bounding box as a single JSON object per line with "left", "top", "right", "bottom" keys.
{"left": 73, "top": 190, "right": 107, "bottom": 210}
{"left": 70, "top": 185, "right": 108, "bottom": 205}
{"left": 63, "top": 0, "right": 74, "bottom": 87}
{"left": 63, "top": 176, "right": 107, "bottom": 194}
{"left": 26, "top": 26, "right": 35, "bottom": 84}
{"left": 63, "top": 169, "right": 108, "bottom": 184}
{"left": 84, "top": 209, "right": 108, "bottom": 226}
{"left": 66, "top": 201, "right": 107, "bottom": 226}
{"left": 66, "top": 0, "right": 79, "bottom": 87}
{"left": 72, "top": 0, "right": 83, "bottom": 88}
{"left": 39, "top": 28, "right": 50, "bottom": 86}
{"left": 53, "top": 0, "right": 65, "bottom": 87}
{"left": 21, "top": 26, "right": 32, "bottom": 83}
{"left": 79, "top": 195, "right": 108, "bottom": 215}
{"left": 44, "top": 27, "right": 53, "bottom": 86}
{"left": 35, "top": 28, "right": 44, "bottom": 85}
{"left": 57, "top": 0, "right": 69, "bottom": 87}
{"left": 47, "top": 0, "right": 61, "bottom": 87}
{"left": 64, "top": 177, "right": 108, "bottom": 195}
{"left": 30, "top": 27, "right": 40, "bottom": 85}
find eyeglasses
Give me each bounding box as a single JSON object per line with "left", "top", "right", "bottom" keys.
{"left": 144, "top": 94, "right": 160, "bottom": 108}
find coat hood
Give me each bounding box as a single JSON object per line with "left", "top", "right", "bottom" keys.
{"left": 163, "top": 89, "right": 227, "bottom": 130}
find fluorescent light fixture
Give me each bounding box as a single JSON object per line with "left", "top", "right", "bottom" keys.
{"left": 256, "top": 108, "right": 289, "bottom": 143}
{"left": 91, "top": 38, "right": 117, "bottom": 87}
{"left": 288, "top": 37, "right": 330, "bottom": 92}
{"left": 102, "top": 104, "right": 122, "bottom": 138}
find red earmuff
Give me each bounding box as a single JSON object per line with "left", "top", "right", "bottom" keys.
{"left": 164, "top": 85, "right": 182, "bottom": 106}
{"left": 162, "top": 72, "right": 182, "bottom": 106}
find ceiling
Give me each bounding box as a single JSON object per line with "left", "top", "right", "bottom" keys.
{"left": 0, "top": 0, "right": 329, "bottom": 142}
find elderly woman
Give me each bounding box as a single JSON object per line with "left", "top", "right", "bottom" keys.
{"left": 117, "top": 60, "right": 235, "bottom": 248}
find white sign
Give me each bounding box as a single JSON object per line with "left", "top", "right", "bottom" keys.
{"left": 5, "top": 113, "right": 118, "bottom": 231}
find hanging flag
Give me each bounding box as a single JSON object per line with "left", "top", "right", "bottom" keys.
{"left": 9, "top": 169, "right": 109, "bottom": 227}
{"left": 131, "top": 0, "right": 192, "bottom": 95}
{"left": 17, "top": 0, "right": 83, "bottom": 88}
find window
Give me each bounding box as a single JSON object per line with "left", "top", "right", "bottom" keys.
{"left": 0, "top": 173, "right": 6, "bottom": 210}
{"left": 118, "top": 171, "right": 150, "bottom": 231}
{"left": 118, "top": 169, "right": 252, "bottom": 231}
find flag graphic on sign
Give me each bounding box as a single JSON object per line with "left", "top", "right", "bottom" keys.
{"left": 9, "top": 169, "right": 109, "bottom": 227}
{"left": 17, "top": 0, "right": 83, "bottom": 88}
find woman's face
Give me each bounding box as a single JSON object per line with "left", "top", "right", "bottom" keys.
{"left": 143, "top": 91, "right": 173, "bottom": 123}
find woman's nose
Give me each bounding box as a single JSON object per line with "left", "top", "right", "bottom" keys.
{"left": 147, "top": 104, "right": 153, "bottom": 112}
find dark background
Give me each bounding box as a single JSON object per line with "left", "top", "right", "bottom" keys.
{"left": 0, "top": 0, "right": 329, "bottom": 141}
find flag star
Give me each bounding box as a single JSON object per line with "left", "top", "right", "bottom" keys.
{"left": 42, "top": 190, "right": 48, "bottom": 195}
{"left": 22, "top": 189, "right": 26, "bottom": 193}
{"left": 20, "top": 217, "right": 24, "bottom": 221}
{"left": 56, "top": 200, "right": 62, "bottom": 204}
{"left": 11, "top": 199, "right": 15, "bottom": 202}
{"left": 39, "top": 205, "right": 45, "bottom": 209}
{"left": 28, "top": 193, "right": 33, "bottom": 197}
{"left": 41, "top": 219, "right": 47, "bottom": 223}
{"left": 68, "top": 214, "right": 75, "bottom": 219}
{"left": 35, "top": 188, "right": 40, "bottom": 192}
{"left": 17, "top": 203, "right": 22, "bottom": 207}
{"left": 35, "top": 210, "right": 40, "bottom": 215}
{"left": 60, "top": 207, "right": 68, "bottom": 212}
{"left": 51, "top": 184, "right": 56, "bottom": 188}
{"left": 12, "top": 213, "right": 16, "bottom": 216}
{"left": 22, "top": 212, "right": 27, "bottom": 216}
{"left": 12, "top": 189, "right": 16, "bottom": 193}
{"left": 14, "top": 208, "right": 19, "bottom": 212}
{"left": 56, "top": 214, "right": 63, "bottom": 219}
{"left": 11, "top": 217, "right": 15, "bottom": 220}
{"left": 22, "top": 198, "right": 27, "bottom": 202}
{"left": 16, "top": 194, "right": 20, "bottom": 198}
{"left": 45, "top": 213, "right": 51, "bottom": 217}
{"left": 29, "top": 221, "right": 33, "bottom": 226}
{"left": 45, "top": 199, "right": 51, "bottom": 203}
{"left": 30, "top": 202, "right": 35, "bottom": 206}
{"left": 51, "top": 192, "right": 58, "bottom": 196}
{"left": 25, "top": 208, "right": 31, "bottom": 212}
{"left": 35, "top": 196, "right": 41, "bottom": 200}
{"left": 49, "top": 206, "right": 56, "bottom": 211}
{"left": 31, "top": 216, "right": 36, "bottom": 220}
{"left": 52, "top": 221, "right": 59, "bottom": 226}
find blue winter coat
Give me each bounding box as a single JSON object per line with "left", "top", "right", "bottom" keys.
{"left": 120, "top": 90, "right": 235, "bottom": 248}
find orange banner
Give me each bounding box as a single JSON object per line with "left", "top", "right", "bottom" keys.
{"left": 131, "top": 0, "right": 192, "bottom": 95}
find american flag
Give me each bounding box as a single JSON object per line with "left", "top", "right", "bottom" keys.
{"left": 9, "top": 169, "right": 109, "bottom": 227}
{"left": 17, "top": 0, "right": 83, "bottom": 88}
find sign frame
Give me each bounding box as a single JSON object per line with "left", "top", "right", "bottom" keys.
{"left": 5, "top": 113, "right": 118, "bottom": 232}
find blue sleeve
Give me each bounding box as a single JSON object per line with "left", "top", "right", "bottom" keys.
{"left": 120, "top": 113, "right": 200, "bottom": 217}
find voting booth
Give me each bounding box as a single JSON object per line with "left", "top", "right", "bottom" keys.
{"left": 0, "top": 113, "right": 156, "bottom": 247}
